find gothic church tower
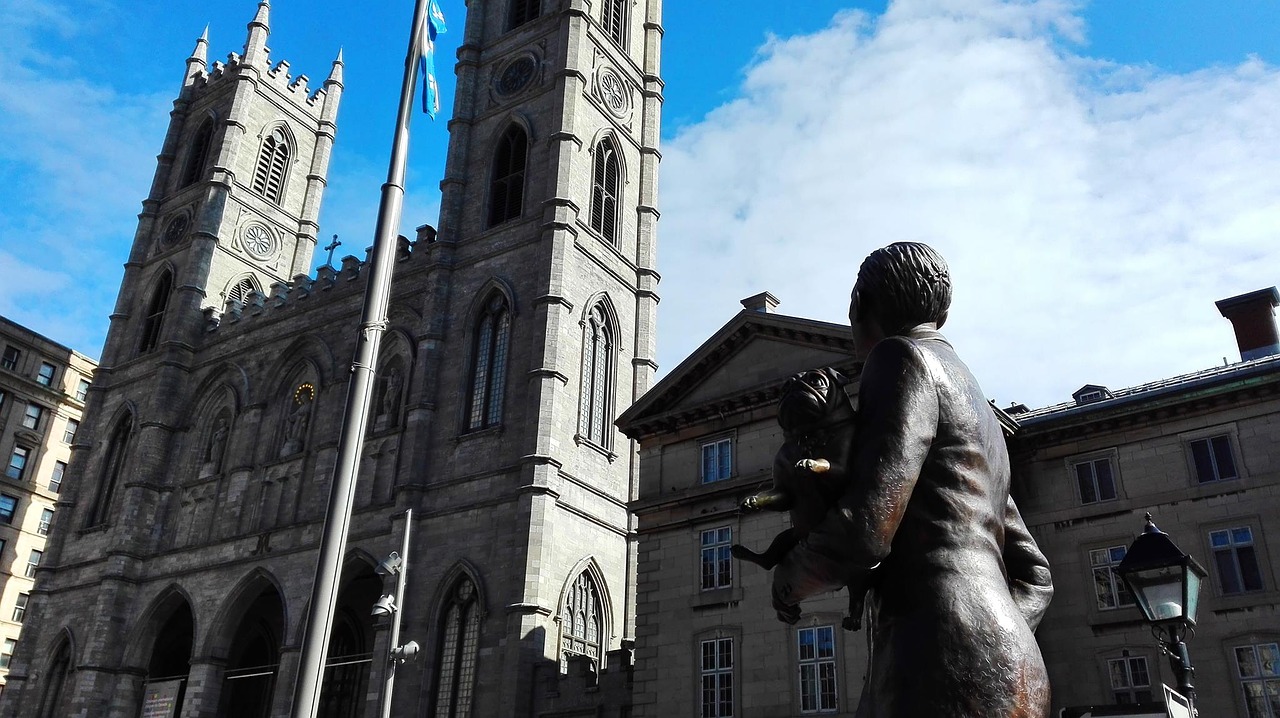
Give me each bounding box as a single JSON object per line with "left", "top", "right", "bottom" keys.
{"left": 1, "top": 1, "right": 659, "bottom": 716}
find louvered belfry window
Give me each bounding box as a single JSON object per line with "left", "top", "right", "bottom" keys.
{"left": 252, "top": 127, "right": 291, "bottom": 204}
{"left": 590, "top": 139, "right": 621, "bottom": 244}
{"left": 602, "top": 0, "right": 626, "bottom": 46}
{"left": 487, "top": 125, "right": 528, "bottom": 227}
{"left": 578, "top": 303, "right": 614, "bottom": 447}
{"left": 138, "top": 271, "right": 173, "bottom": 355}
{"left": 508, "top": 0, "right": 540, "bottom": 30}
{"left": 182, "top": 121, "right": 215, "bottom": 188}
{"left": 468, "top": 294, "right": 511, "bottom": 430}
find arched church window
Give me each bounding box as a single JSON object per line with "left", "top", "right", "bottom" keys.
{"left": 487, "top": 125, "right": 528, "bottom": 227}
{"left": 578, "top": 303, "right": 614, "bottom": 447}
{"left": 227, "top": 277, "right": 259, "bottom": 306}
{"left": 467, "top": 295, "right": 511, "bottom": 431}
{"left": 432, "top": 576, "right": 481, "bottom": 718}
{"left": 36, "top": 638, "right": 73, "bottom": 718}
{"left": 560, "top": 571, "right": 602, "bottom": 670}
{"left": 88, "top": 414, "right": 132, "bottom": 527}
{"left": 251, "top": 127, "right": 291, "bottom": 205}
{"left": 507, "top": 0, "right": 540, "bottom": 31}
{"left": 590, "top": 138, "right": 621, "bottom": 244}
{"left": 182, "top": 120, "right": 215, "bottom": 188}
{"left": 138, "top": 271, "right": 173, "bottom": 355}
{"left": 601, "top": 0, "right": 627, "bottom": 47}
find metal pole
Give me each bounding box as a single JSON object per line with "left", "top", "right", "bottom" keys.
{"left": 289, "top": 1, "right": 431, "bottom": 715}
{"left": 379, "top": 509, "right": 412, "bottom": 718}
{"left": 1168, "top": 629, "right": 1196, "bottom": 715}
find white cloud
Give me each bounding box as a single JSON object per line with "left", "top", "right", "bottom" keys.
{"left": 657, "top": 0, "right": 1280, "bottom": 409}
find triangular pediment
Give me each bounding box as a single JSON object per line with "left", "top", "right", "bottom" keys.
{"left": 617, "top": 311, "right": 857, "bottom": 438}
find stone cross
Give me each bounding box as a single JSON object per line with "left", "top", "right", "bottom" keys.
{"left": 324, "top": 234, "right": 342, "bottom": 267}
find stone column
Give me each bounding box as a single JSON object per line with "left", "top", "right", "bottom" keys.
{"left": 179, "top": 657, "right": 226, "bottom": 718}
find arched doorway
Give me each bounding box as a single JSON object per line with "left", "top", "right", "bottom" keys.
{"left": 36, "top": 637, "right": 73, "bottom": 718}
{"left": 218, "top": 586, "right": 285, "bottom": 718}
{"left": 317, "top": 561, "right": 380, "bottom": 718}
{"left": 139, "top": 599, "right": 195, "bottom": 717}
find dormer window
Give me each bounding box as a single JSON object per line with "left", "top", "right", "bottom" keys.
{"left": 1072, "top": 385, "right": 1113, "bottom": 405}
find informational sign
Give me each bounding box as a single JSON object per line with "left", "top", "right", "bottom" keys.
{"left": 1163, "top": 684, "right": 1193, "bottom": 718}
{"left": 139, "top": 679, "right": 184, "bottom": 718}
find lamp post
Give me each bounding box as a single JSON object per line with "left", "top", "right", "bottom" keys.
{"left": 373, "top": 509, "right": 420, "bottom": 718}
{"left": 1115, "top": 513, "right": 1208, "bottom": 714}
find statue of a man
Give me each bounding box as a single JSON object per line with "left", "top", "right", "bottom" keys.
{"left": 771, "top": 242, "right": 1054, "bottom": 717}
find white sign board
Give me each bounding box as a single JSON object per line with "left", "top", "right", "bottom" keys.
{"left": 139, "top": 679, "right": 183, "bottom": 718}
{"left": 1163, "top": 685, "right": 1192, "bottom": 718}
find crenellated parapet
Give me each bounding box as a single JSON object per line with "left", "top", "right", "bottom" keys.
{"left": 202, "top": 228, "right": 436, "bottom": 336}
{"left": 532, "top": 643, "right": 634, "bottom": 717}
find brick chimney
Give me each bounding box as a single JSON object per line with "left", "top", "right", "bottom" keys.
{"left": 740, "top": 291, "right": 780, "bottom": 313}
{"left": 1216, "top": 287, "right": 1280, "bottom": 361}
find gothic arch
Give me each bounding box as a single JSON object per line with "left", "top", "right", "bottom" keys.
{"left": 556, "top": 557, "right": 615, "bottom": 664}
{"left": 34, "top": 629, "right": 77, "bottom": 718}
{"left": 577, "top": 295, "right": 621, "bottom": 448}
{"left": 121, "top": 584, "right": 198, "bottom": 672}
{"left": 183, "top": 362, "right": 251, "bottom": 418}
{"left": 138, "top": 263, "right": 177, "bottom": 355}
{"left": 429, "top": 559, "right": 490, "bottom": 620}
{"left": 426, "top": 561, "right": 488, "bottom": 718}
{"left": 258, "top": 335, "right": 338, "bottom": 399}
{"left": 578, "top": 291, "right": 621, "bottom": 340}
{"left": 463, "top": 277, "right": 520, "bottom": 322}
{"left": 180, "top": 112, "right": 218, "bottom": 188}
{"left": 463, "top": 286, "right": 514, "bottom": 431}
{"left": 586, "top": 127, "right": 631, "bottom": 181}
{"left": 84, "top": 404, "right": 137, "bottom": 527}
{"left": 202, "top": 568, "right": 288, "bottom": 660}
{"left": 267, "top": 358, "right": 322, "bottom": 461}
{"left": 224, "top": 274, "right": 263, "bottom": 307}
{"left": 251, "top": 122, "right": 297, "bottom": 205}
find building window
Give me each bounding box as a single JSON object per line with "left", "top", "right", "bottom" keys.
{"left": 507, "top": 0, "right": 539, "bottom": 30}
{"left": 74, "top": 379, "right": 90, "bottom": 402}
{"left": 1211, "top": 526, "right": 1264, "bottom": 594}
{"left": 797, "top": 626, "right": 838, "bottom": 713}
{"left": 1108, "top": 655, "right": 1152, "bottom": 703}
{"left": 11, "top": 594, "right": 27, "bottom": 623}
{"left": 0, "top": 495, "right": 15, "bottom": 524}
{"left": 88, "top": 416, "right": 132, "bottom": 527}
{"left": 1091, "top": 545, "right": 1135, "bottom": 610}
{"left": 251, "top": 126, "right": 291, "bottom": 204}
{"left": 467, "top": 294, "right": 511, "bottom": 431}
{"left": 227, "top": 277, "right": 258, "bottom": 306}
{"left": 25, "top": 550, "right": 42, "bottom": 578}
{"left": 589, "top": 138, "right": 621, "bottom": 244}
{"left": 487, "top": 125, "right": 528, "bottom": 227}
{"left": 21, "top": 403, "right": 43, "bottom": 430}
{"left": 701, "top": 438, "right": 733, "bottom": 483}
{"left": 578, "top": 303, "right": 615, "bottom": 447}
{"left": 700, "top": 637, "right": 734, "bottom": 718}
{"left": 182, "top": 120, "right": 215, "bottom": 187}
{"left": 1189, "top": 434, "right": 1239, "bottom": 483}
{"left": 560, "top": 571, "right": 602, "bottom": 669}
{"left": 701, "top": 527, "right": 733, "bottom": 591}
{"left": 1, "top": 347, "right": 19, "bottom": 371}
{"left": 0, "top": 639, "right": 14, "bottom": 669}
{"left": 431, "top": 576, "right": 481, "bottom": 718}
{"left": 36, "top": 362, "right": 56, "bottom": 387}
{"left": 601, "top": 0, "right": 627, "bottom": 46}
{"left": 1074, "top": 457, "right": 1117, "bottom": 504}
{"left": 1235, "top": 642, "right": 1280, "bottom": 717}
{"left": 6, "top": 448, "right": 29, "bottom": 482}
{"left": 62, "top": 419, "right": 79, "bottom": 445}
{"left": 138, "top": 271, "right": 173, "bottom": 354}
{"left": 49, "top": 461, "right": 65, "bottom": 494}
{"left": 38, "top": 508, "right": 53, "bottom": 536}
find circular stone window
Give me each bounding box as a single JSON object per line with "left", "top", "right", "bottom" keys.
{"left": 496, "top": 56, "right": 536, "bottom": 97}
{"left": 162, "top": 214, "right": 189, "bottom": 244}
{"left": 241, "top": 222, "right": 278, "bottom": 261}
{"left": 597, "top": 67, "right": 631, "bottom": 119}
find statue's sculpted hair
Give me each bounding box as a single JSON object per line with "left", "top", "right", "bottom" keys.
{"left": 855, "top": 242, "right": 952, "bottom": 334}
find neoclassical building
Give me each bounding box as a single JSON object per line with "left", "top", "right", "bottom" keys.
{"left": 2, "top": 0, "right": 661, "bottom": 716}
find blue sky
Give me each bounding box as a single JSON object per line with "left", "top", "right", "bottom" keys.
{"left": 3, "top": 0, "right": 1280, "bottom": 409}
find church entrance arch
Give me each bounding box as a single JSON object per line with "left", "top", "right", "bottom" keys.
{"left": 316, "top": 560, "right": 380, "bottom": 718}
{"left": 137, "top": 598, "right": 195, "bottom": 717}
{"left": 217, "top": 585, "right": 285, "bottom": 718}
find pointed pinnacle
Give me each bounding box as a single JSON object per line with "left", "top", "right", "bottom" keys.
{"left": 189, "top": 24, "right": 210, "bottom": 64}
{"left": 251, "top": 1, "right": 270, "bottom": 31}
{"left": 326, "top": 47, "right": 345, "bottom": 85}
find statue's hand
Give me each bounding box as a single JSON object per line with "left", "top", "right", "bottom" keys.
{"left": 795, "top": 458, "right": 830, "bottom": 473}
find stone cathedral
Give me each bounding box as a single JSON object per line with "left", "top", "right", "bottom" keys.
{"left": 2, "top": 0, "right": 661, "bottom": 715}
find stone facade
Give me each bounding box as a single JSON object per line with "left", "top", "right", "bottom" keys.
{"left": 1, "top": 1, "right": 660, "bottom": 717}
{"left": 619, "top": 293, "right": 1280, "bottom": 718}
{"left": 0, "top": 317, "right": 96, "bottom": 698}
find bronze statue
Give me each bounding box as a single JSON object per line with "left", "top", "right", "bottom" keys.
{"left": 770, "top": 242, "right": 1054, "bottom": 717}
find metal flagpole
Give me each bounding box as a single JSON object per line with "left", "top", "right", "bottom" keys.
{"left": 289, "top": 0, "right": 433, "bottom": 715}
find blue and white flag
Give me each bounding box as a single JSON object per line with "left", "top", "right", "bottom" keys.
{"left": 418, "top": 0, "right": 448, "bottom": 118}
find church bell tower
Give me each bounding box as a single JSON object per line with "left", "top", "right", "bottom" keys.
{"left": 101, "top": 1, "right": 342, "bottom": 367}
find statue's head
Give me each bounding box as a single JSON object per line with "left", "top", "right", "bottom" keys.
{"left": 849, "top": 242, "right": 951, "bottom": 355}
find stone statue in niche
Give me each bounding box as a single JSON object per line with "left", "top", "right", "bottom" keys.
{"left": 379, "top": 367, "right": 403, "bottom": 426}
{"left": 202, "top": 417, "right": 229, "bottom": 474}
{"left": 768, "top": 243, "right": 1054, "bottom": 718}
{"left": 280, "top": 385, "right": 314, "bottom": 457}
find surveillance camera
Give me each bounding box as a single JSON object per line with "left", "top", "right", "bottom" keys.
{"left": 375, "top": 552, "right": 403, "bottom": 577}
{"left": 391, "top": 640, "right": 420, "bottom": 663}
{"left": 371, "top": 594, "right": 397, "bottom": 617}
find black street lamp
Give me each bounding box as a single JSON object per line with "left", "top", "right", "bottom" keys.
{"left": 1115, "top": 513, "right": 1208, "bottom": 714}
